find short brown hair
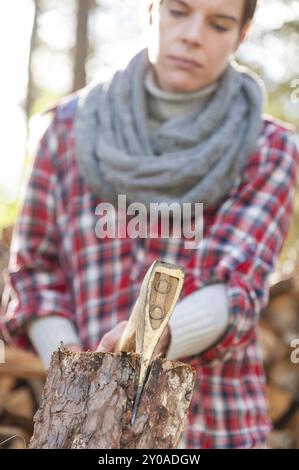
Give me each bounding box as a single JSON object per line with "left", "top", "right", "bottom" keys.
{"left": 158, "top": 0, "right": 258, "bottom": 28}
{"left": 242, "top": 0, "right": 258, "bottom": 27}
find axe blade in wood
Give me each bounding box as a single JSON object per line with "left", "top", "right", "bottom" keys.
{"left": 114, "top": 260, "right": 185, "bottom": 424}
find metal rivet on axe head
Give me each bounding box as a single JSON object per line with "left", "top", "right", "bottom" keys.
{"left": 154, "top": 278, "right": 171, "bottom": 294}
{"left": 149, "top": 305, "right": 165, "bottom": 320}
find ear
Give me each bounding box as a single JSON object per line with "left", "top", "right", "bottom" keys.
{"left": 234, "top": 21, "right": 251, "bottom": 51}
{"left": 148, "top": 2, "right": 154, "bottom": 26}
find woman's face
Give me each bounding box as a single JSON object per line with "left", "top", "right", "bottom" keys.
{"left": 148, "top": 0, "right": 248, "bottom": 92}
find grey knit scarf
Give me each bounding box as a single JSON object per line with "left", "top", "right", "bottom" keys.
{"left": 74, "top": 48, "right": 264, "bottom": 213}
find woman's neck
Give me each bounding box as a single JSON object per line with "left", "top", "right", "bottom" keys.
{"left": 144, "top": 66, "right": 218, "bottom": 134}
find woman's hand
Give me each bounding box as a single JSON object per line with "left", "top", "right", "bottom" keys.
{"left": 96, "top": 321, "right": 171, "bottom": 357}
{"left": 96, "top": 321, "right": 128, "bottom": 352}
{"left": 65, "top": 343, "right": 82, "bottom": 352}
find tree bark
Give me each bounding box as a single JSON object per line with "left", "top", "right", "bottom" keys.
{"left": 29, "top": 346, "right": 195, "bottom": 449}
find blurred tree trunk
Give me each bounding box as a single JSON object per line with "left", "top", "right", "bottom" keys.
{"left": 25, "top": 0, "right": 40, "bottom": 119}
{"left": 73, "top": 0, "right": 92, "bottom": 92}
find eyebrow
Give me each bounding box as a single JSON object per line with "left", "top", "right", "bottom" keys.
{"left": 169, "top": 1, "right": 239, "bottom": 24}
{"left": 212, "top": 14, "right": 239, "bottom": 24}
{"left": 169, "top": 0, "right": 190, "bottom": 7}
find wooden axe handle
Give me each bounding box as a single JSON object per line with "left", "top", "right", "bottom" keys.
{"left": 114, "top": 260, "right": 184, "bottom": 360}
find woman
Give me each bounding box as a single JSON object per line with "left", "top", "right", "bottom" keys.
{"left": 1, "top": 0, "right": 298, "bottom": 448}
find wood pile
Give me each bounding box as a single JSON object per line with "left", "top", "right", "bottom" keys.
{"left": 0, "top": 347, "right": 45, "bottom": 448}
{"left": 0, "top": 226, "right": 45, "bottom": 449}
{"left": 260, "top": 244, "right": 299, "bottom": 449}
{"left": 0, "top": 225, "right": 299, "bottom": 448}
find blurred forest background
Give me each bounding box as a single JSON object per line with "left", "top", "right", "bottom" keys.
{"left": 0, "top": 0, "right": 299, "bottom": 262}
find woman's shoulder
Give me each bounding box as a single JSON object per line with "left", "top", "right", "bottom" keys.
{"left": 242, "top": 115, "right": 299, "bottom": 183}
{"left": 45, "top": 91, "right": 81, "bottom": 126}
{"left": 261, "top": 114, "right": 298, "bottom": 148}
{"left": 35, "top": 92, "right": 85, "bottom": 182}
{"left": 252, "top": 114, "right": 299, "bottom": 164}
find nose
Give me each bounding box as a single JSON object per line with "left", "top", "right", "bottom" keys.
{"left": 181, "top": 16, "right": 204, "bottom": 47}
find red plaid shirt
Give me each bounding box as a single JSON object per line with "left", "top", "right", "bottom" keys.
{"left": 1, "top": 94, "right": 298, "bottom": 448}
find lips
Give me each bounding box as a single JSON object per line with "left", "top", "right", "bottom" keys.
{"left": 169, "top": 56, "right": 203, "bottom": 69}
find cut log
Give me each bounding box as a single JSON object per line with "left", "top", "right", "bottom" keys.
{"left": 0, "top": 347, "right": 45, "bottom": 380}
{"left": 267, "top": 430, "right": 296, "bottom": 449}
{"left": 2, "top": 386, "right": 34, "bottom": 419}
{"left": 264, "top": 295, "right": 299, "bottom": 337}
{"left": 0, "top": 241, "right": 9, "bottom": 299}
{"left": 268, "top": 360, "right": 299, "bottom": 399}
{"left": 266, "top": 385, "right": 293, "bottom": 423}
{"left": 0, "top": 425, "right": 29, "bottom": 449}
{"left": 1, "top": 408, "right": 33, "bottom": 435}
{"left": 29, "top": 347, "right": 196, "bottom": 449}
{"left": 0, "top": 225, "right": 14, "bottom": 248}
{"left": 0, "top": 376, "right": 16, "bottom": 397}
{"left": 286, "top": 410, "right": 299, "bottom": 449}
{"left": 268, "top": 278, "right": 294, "bottom": 299}
{"left": 258, "top": 320, "right": 289, "bottom": 367}
{"left": 0, "top": 376, "right": 16, "bottom": 416}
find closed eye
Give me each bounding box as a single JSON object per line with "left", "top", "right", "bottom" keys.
{"left": 170, "top": 9, "right": 187, "bottom": 18}
{"left": 211, "top": 24, "right": 229, "bottom": 32}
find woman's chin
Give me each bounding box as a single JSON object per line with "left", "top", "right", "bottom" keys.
{"left": 163, "top": 80, "right": 207, "bottom": 93}
{"left": 152, "top": 66, "right": 210, "bottom": 93}
{"left": 161, "top": 70, "right": 210, "bottom": 93}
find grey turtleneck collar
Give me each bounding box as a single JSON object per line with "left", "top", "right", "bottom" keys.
{"left": 144, "top": 66, "right": 218, "bottom": 135}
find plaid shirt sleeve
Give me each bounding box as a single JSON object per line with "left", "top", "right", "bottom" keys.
{"left": 0, "top": 114, "right": 75, "bottom": 349}
{"left": 184, "top": 124, "right": 299, "bottom": 366}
